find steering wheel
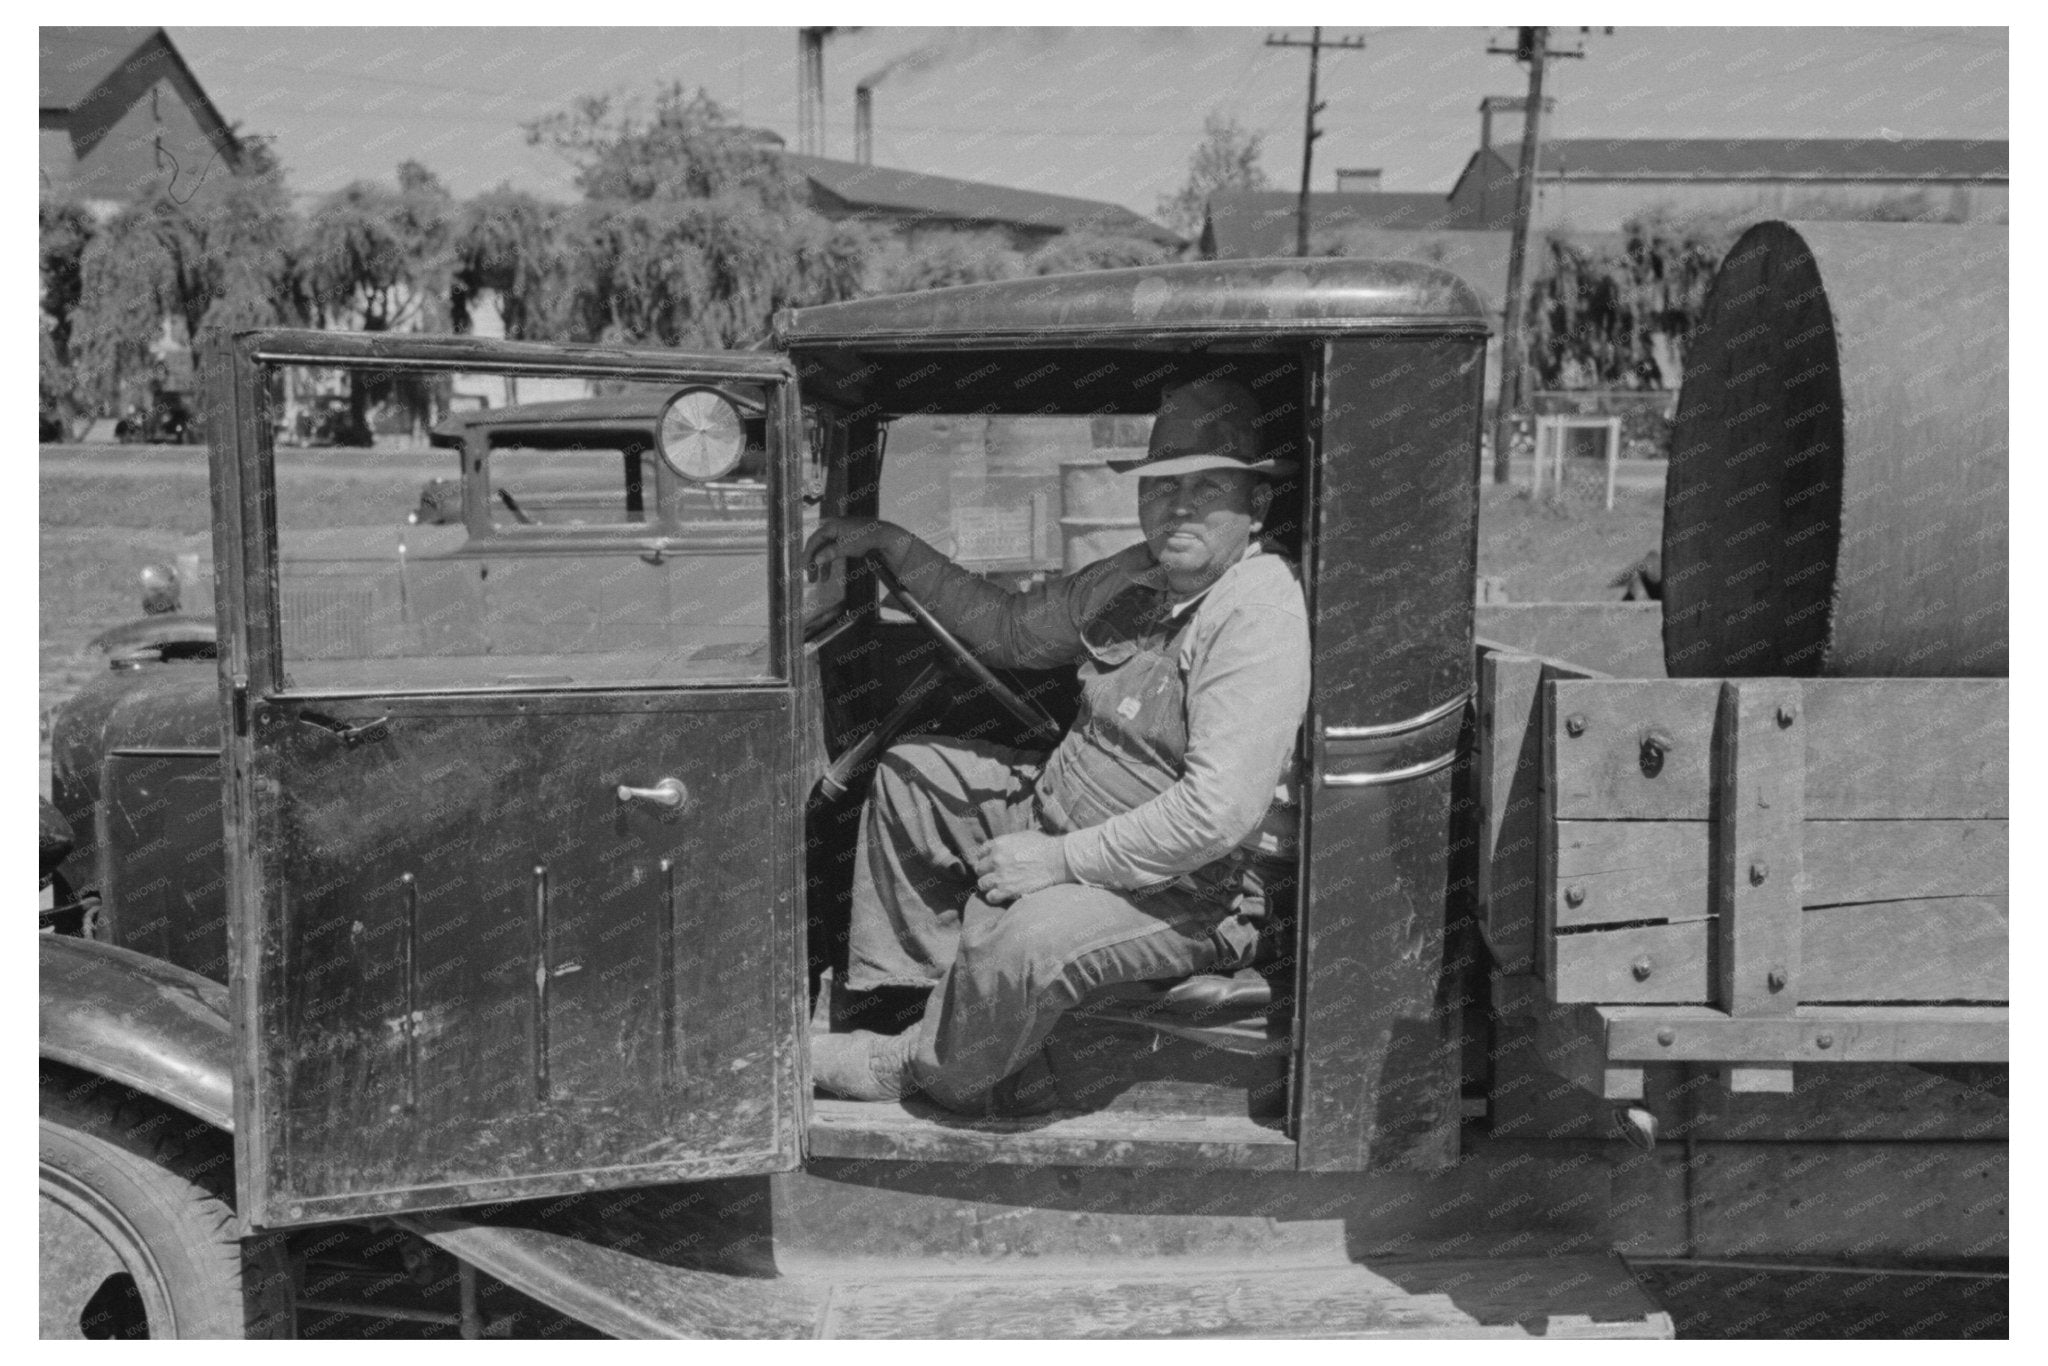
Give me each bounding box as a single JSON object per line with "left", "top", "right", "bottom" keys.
{"left": 812, "top": 555, "right": 1061, "bottom": 804}
{"left": 866, "top": 554, "right": 1061, "bottom": 744}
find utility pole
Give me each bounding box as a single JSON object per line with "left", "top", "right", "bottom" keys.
{"left": 1266, "top": 28, "right": 1366, "bottom": 258}
{"left": 1485, "top": 27, "right": 1592, "bottom": 484}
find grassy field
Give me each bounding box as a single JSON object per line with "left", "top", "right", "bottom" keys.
{"left": 37, "top": 446, "right": 1664, "bottom": 754}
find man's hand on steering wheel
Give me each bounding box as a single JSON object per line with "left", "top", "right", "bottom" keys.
{"left": 804, "top": 517, "right": 909, "bottom": 578}
{"left": 805, "top": 518, "right": 1061, "bottom": 745}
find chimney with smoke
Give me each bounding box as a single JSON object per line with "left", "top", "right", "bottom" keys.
{"left": 855, "top": 85, "right": 873, "bottom": 165}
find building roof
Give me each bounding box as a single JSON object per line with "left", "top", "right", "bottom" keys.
{"left": 1202, "top": 190, "right": 1473, "bottom": 258}
{"left": 40, "top": 26, "right": 157, "bottom": 108}
{"left": 1537, "top": 138, "right": 2007, "bottom": 182}
{"left": 39, "top": 27, "right": 240, "bottom": 167}
{"left": 784, "top": 154, "right": 1181, "bottom": 245}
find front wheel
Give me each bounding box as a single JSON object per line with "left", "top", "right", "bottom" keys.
{"left": 39, "top": 1073, "right": 294, "bottom": 1338}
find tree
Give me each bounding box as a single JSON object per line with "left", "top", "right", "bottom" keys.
{"left": 1025, "top": 232, "right": 1174, "bottom": 277}
{"left": 561, "top": 199, "right": 868, "bottom": 349}
{"left": 528, "top": 84, "right": 804, "bottom": 210}
{"left": 1525, "top": 211, "right": 1735, "bottom": 392}
{"left": 532, "top": 85, "right": 867, "bottom": 347}
{"left": 861, "top": 229, "right": 1022, "bottom": 296}
{"left": 301, "top": 161, "right": 456, "bottom": 438}
{"left": 71, "top": 141, "right": 300, "bottom": 417}
{"left": 1157, "top": 111, "right": 1270, "bottom": 240}
{"left": 40, "top": 199, "right": 95, "bottom": 435}
{"left": 450, "top": 188, "right": 564, "bottom": 339}
{"left": 303, "top": 161, "right": 454, "bottom": 333}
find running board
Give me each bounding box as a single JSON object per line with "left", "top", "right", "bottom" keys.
{"left": 405, "top": 1216, "right": 1673, "bottom": 1340}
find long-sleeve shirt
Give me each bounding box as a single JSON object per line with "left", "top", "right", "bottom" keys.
{"left": 888, "top": 534, "right": 1311, "bottom": 891}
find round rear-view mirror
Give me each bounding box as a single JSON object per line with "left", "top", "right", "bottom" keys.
{"left": 656, "top": 387, "right": 745, "bottom": 482}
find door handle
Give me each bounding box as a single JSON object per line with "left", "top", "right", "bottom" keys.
{"left": 617, "top": 778, "right": 689, "bottom": 811}
{"left": 296, "top": 710, "right": 391, "bottom": 749}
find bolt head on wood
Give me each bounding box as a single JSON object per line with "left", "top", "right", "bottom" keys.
{"left": 1631, "top": 956, "right": 1653, "bottom": 981}
{"left": 1767, "top": 966, "right": 1788, "bottom": 992}
{"left": 1749, "top": 860, "right": 1770, "bottom": 886}
{"left": 1656, "top": 1027, "right": 1675, "bottom": 1046}
{"left": 1565, "top": 713, "right": 1587, "bottom": 737}
{"left": 1564, "top": 884, "right": 1586, "bottom": 907}
{"left": 1815, "top": 1032, "right": 1835, "bottom": 1050}
{"left": 1776, "top": 703, "right": 1798, "bottom": 727}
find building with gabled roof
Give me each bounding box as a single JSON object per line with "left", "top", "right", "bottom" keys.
{"left": 785, "top": 153, "right": 1181, "bottom": 250}
{"left": 1200, "top": 191, "right": 1471, "bottom": 259}
{"left": 40, "top": 27, "right": 243, "bottom": 214}
{"left": 1447, "top": 137, "right": 2007, "bottom": 231}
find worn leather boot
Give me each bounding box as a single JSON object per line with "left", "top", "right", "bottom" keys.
{"left": 810, "top": 1030, "right": 913, "bottom": 1101}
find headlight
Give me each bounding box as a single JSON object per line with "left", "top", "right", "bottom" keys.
{"left": 139, "top": 562, "right": 180, "bottom": 615}
{"left": 656, "top": 387, "right": 745, "bottom": 482}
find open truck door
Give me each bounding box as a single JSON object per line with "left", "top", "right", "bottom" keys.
{"left": 206, "top": 332, "right": 811, "bottom": 1228}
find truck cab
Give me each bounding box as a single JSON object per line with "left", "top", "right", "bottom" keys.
{"left": 40, "top": 253, "right": 2004, "bottom": 1338}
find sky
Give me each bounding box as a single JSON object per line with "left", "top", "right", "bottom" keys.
{"left": 169, "top": 25, "right": 2012, "bottom": 219}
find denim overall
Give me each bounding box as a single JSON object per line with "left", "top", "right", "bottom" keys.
{"left": 846, "top": 579, "right": 1273, "bottom": 1111}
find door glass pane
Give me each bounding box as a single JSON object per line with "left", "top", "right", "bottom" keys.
{"left": 878, "top": 413, "right": 1143, "bottom": 596}
{"left": 266, "top": 364, "right": 778, "bottom": 691}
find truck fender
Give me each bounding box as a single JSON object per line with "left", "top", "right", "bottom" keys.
{"left": 40, "top": 933, "right": 233, "bottom": 1131}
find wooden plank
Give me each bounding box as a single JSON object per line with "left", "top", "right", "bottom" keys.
{"left": 1549, "top": 679, "right": 1718, "bottom": 820}
{"left": 1804, "top": 898, "right": 2008, "bottom": 1002}
{"left": 1552, "top": 922, "right": 1710, "bottom": 1003}
{"left": 1556, "top": 900, "right": 2007, "bottom": 1005}
{"left": 1477, "top": 653, "right": 1546, "bottom": 972}
{"left": 1807, "top": 820, "right": 2008, "bottom": 904}
{"left": 806, "top": 1100, "right": 1296, "bottom": 1170}
{"left": 1726, "top": 1066, "right": 1796, "bottom": 1093}
{"left": 1553, "top": 820, "right": 2008, "bottom": 926}
{"left": 1554, "top": 822, "right": 1702, "bottom": 927}
{"left": 1600, "top": 1005, "right": 2009, "bottom": 1064}
{"left": 1714, "top": 680, "right": 1804, "bottom": 1015}
{"left": 1549, "top": 678, "right": 2007, "bottom": 820}
{"left": 1801, "top": 679, "right": 2007, "bottom": 819}
{"left": 1475, "top": 603, "right": 1666, "bottom": 680}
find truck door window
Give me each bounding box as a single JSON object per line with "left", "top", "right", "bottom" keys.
{"left": 267, "top": 365, "right": 780, "bottom": 693}
{"left": 878, "top": 413, "right": 1139, "bottom": 594}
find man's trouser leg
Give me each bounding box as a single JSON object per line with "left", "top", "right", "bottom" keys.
{"left": 897, "top": 883, "right": 1227, "bottom": 1113}
{"left": 845, "top": 737, "right": 1043, "bottom": 991}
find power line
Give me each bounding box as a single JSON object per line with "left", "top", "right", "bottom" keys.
{"left": 1265, "top": 28, "right": 1367, "bottom": 257}
{"left": 1485, "top": 26, "right": 1598, "bottom": 485}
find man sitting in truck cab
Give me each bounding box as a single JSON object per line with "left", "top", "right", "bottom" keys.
{"left": 803, "top": 379, "right": 1311, "bottom": 1113}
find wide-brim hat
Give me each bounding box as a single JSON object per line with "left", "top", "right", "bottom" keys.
{"left": 1107, "top": 378, "right": 1298, "bottom": 478}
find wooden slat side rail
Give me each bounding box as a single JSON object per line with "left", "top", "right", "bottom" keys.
{"left": 1598, "top": 1005, "right": 2009, "bottom": 1064}
{"left": 1713, "top": 680, "right": 1804, "bottom": 1017}
{"left": 1549, "top": 678, "right": 2008, "bottom": 820}
{"left": 1552, "top": 898, "right": 2009, "bottom": 1004}
{"left": 1552, "top": 819, "right": 2008, "bottom": 927}
{"left": 1529, "top": 1002, "right": 2008, "bottom": 1101}
{"left": 1477, "top": 653, "right": 1545, "bottom": 974}
{"left": 1534, "top": 659, "right": 1609, "bottom": 984}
